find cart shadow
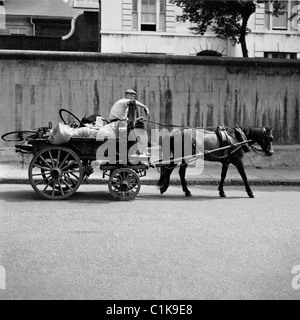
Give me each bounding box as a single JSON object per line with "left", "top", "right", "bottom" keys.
{"left": 0, "top": 190, "right": 116, "bottom": 204}
{"left": 0, "top": 189, "right": 248, "bottom": 203}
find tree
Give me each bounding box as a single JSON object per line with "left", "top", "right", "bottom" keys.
{"left": 171, "top": 0, "right": 286, "bottom": 57}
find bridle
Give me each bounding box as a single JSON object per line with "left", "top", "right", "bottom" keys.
{"left": 250, "top": 128, "right": 274, "bottom": 156}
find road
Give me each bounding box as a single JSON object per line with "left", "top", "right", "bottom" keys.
{"left": 0, "top": 184, "right": 300, "bottom": 300}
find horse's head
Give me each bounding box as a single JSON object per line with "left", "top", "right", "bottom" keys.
{"left": 260, "top": 127, "right": 274, "bottom": 156}
{"left": 243, "top": 126, "right": 274, "bottom": 156}
{"left": 253, "top": 127, "right": 274, "bottom": 156}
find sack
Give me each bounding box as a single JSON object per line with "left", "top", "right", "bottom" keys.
{"left": 48, "top": 122, "right": 74, "bottom": 145}
{"left": 73, "top": 127, "right": 98, "bottom": 138}
{"left": 96, "top": 121, "right": 118, "bottom": 140}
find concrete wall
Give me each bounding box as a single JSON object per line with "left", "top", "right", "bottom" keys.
{"left": 0, "top": 50, "right": 300, "bottom": 148}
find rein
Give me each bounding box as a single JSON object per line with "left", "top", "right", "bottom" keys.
{"left": 144, "top": 119, "right": 217, "bottom": 130}
{"left": 204, "top": 145, "right": 244, "bottom": 160}
{"left": 250, "top": 145, "right": 272, "bottom": 161}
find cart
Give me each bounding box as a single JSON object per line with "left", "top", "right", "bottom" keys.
{"left": 1, "top": 108, "right": 151, "bottom": 201}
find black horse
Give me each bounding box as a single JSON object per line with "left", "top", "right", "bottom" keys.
{"left": 157, "top": 126, "right": 274, "bottom": 198}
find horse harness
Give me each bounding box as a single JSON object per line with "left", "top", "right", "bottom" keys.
{"left": 207, "top": 125, "right": 251, "bottom": 161}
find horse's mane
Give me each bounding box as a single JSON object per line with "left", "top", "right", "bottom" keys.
{"left": 241, "top": 126, "right": 265, "bottom": 136}
{"left": 181, "top": 126, "right": 267, "bottom": 138}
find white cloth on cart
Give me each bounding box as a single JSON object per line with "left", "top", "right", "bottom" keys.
{"left": 49, "top": 122, "right": 119, "bottom": 145}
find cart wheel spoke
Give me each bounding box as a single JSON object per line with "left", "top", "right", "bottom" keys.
{"left": 60, "top": 178, "right": 73, "bottom": 190}
{"left": 65, "top": 172, "right": 79, "bottom": 180}
{"left": 39, "top": 155, "right": 52, "bottom": 168}
{"left": 59, "top": 154, "right": 70, "bottom": 169}
{"left": 31, "top": 172, "right": 51, "bottom": 177}
{"left": 58, "top": 180, "right": 65, "bottom": 197}
{"left": 35, "top": 175, "right": 51, "bottom": 185}
{"left": 60, "top": 161, "right": 77, "bottom": 171}
{"left": 49, "top": 150, "right": 55, "bottom": 167}
{"left": 32, "top": 164, "right": 51, "bottom": 171}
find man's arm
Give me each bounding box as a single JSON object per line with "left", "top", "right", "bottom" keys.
{"left": 135, "top": 100, "right": 149, "bottom": 116}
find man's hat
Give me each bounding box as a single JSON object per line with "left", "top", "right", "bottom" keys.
{"left": 125, "top": 89, "right": 137, "bottom": 95}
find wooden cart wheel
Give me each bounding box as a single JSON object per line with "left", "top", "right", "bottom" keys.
{"left": 108, "top": 168, "right": 141, "bottom": 201}
{"left": 29, "top": 146, "right": 84, "bottom": 200}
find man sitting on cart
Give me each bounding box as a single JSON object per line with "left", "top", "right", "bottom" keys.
{"left": 109, "top": 89, "right": 150, "bottom": 158}
{"left": 109, "top": 89, "right": 149, "bottom": 123}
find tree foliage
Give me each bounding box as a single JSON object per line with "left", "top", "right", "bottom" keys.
{"left": 171, "top": 0, "right": 288, "bottom": 57}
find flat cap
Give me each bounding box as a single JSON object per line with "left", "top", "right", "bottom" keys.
{"left": 125, "top": 89, "right": 137, "bottom": 95}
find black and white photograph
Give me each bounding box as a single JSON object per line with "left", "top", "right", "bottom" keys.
{"left": 0, "top": 0, "right": 300, "bottom": 303}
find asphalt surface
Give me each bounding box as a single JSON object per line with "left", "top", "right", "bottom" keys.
{"left": 0, "top": 184, "right": 300, "bottom": 300}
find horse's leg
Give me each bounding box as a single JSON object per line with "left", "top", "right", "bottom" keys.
{"left": 233, "top": 160, "right": 254, "bottom": 198}
{"left": 159, "top": 165, "right": 175, "bottom": 195}
{"left": 179, "top": 162, "right": 192, "bottom": 197}
{"left": 157, "top": 168, "right": 166, "bottom": 188}
{"left": 218, "top": 162, "right": 229, "bottom": 198}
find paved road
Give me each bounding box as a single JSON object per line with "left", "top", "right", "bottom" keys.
{"left": 0, "top": 184, "right": 300, "bottom": 300}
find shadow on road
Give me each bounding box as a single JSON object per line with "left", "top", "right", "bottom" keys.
{"left": 0, "top": 190, "right": 115, "bottom": 204}
{"left": 138, "top": 193, "right": 248, "bottom": 201}
{"left": 0, "top": 188, "right": 249, "bottom": 203}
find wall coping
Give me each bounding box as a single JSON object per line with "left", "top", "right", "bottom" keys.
{"left": 1, "top": 50, "right": 300, "bottom": 68}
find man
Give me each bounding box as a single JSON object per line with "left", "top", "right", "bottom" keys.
{"left": 109, "top": 89, "right": 150, "bottom": 160}
{"left": 109, "top": 89, "right": 149, "bottom": 122}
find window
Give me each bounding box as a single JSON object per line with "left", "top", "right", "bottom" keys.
{"left": 264, "top": 52, "right": 297, "bottom": 59}
{"left": 132, "top": 0, "right": 166, "bottom": 32}
{"left": 265, "top": 0, "right": 299, "bottom": 31}
{"left": 0, "top": 5, "right": 5, "bottom": 30}
{"left": 10, "top": 28, "right": 27, "bottom": 36}
{"left": 73, "top": 0, "right": 99, "bottom": 9}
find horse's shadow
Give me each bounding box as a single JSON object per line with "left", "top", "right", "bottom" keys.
{"left": 138, "top": 192, "right": 248, "bottom": 201}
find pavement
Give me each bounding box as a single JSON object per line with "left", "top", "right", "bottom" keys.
{"left": 0, "top": 159, "right": 300, "bottom": 186}
{"left": 1, "top": 144, "right": 300, "bottom": 186}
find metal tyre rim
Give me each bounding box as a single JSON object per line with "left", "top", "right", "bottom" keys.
{"left": 108, "top": 168, "right": 141, "bottom": 201}
{"left": 1, "top": 130, "right": 38, "bottom": 142}
{"left": 59, "top": 108, "right": 84, "bottom": 127}
{"left": 29, "top": 146, "right": 84, "bottom": 200}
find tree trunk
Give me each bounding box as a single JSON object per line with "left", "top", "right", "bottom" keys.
{"left": 240, "top": 15, "right": 250, "bottom": 57}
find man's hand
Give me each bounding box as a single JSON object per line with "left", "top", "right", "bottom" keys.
{"left": 144, "top": 107, "right": 149, "bottom": 116}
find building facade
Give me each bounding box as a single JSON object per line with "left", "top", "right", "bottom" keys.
{"left": 0, "top": 0, "right": 299, "bottom": 58}
{"left": 100, "top": 0, "right": 300, "bottom": 58}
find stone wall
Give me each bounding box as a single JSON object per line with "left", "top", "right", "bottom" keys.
{"left": 0, "top": 50, "right": 299, "bottom": 148}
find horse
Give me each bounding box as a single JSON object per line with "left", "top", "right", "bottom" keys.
{"left": 157, "top": 126, "right": 274, "bottom": 198}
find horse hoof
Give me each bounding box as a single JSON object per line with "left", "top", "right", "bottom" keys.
{"left": 160, "top": 188, "right": 166, "bottom": 195}
{"left": 248, "top": 193, "right": 255, "bottom": 198}
{"left": 219, "top": 192, "right": 227, "bottom": 198}
{"left": 185, "top": 192, "right": 192, "bottom": 197}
